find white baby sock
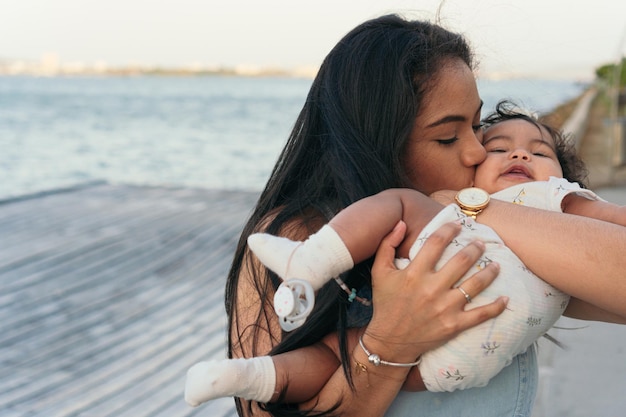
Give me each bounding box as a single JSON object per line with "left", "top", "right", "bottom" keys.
{"left": 185, "top": 356, "right": 276, "bottom": 406}
{"left": 247, "top": 225, "right": 354, "bottom": 291}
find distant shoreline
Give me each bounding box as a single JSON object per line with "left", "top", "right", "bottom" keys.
{"left": 0, "top": 62, "right": 319, "bottom": 79}
{"left": 0, "top": 62, "right": 594, "bottom": 82}
{"left": 68, "top": 67, "right": 316, "bottom": 79}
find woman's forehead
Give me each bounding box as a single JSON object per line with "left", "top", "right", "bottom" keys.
{"left": 417, "top": 61, "right": 480, "bottom": 126}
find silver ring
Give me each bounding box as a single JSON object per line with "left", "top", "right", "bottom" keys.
{"left": 457, "top": 286, "right": 472, "bottom": 303}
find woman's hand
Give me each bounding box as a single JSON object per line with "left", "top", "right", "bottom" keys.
{"left": 365, "top": 221, "right": 507, "bottom": 362}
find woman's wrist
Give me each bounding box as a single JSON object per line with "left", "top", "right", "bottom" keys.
{"left": 350, "top": 335, "right": 411, "bottom": 388}
{"left": 473, "top": 197, "right": 504, "bottom": 224}
{"left": 358, "top": 334, "right": 421, "bottom": 367}
{"left": 358, "top": 331, "right": 425, "bottom": 369}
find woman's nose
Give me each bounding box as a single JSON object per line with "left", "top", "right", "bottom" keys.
{"left": 463, "top": 132, "right": 487, "bottom": 166}
{"left": 463, "top": 142, "right": 486, "bottom": 166}
{"left": 510, "top": 149, "right": 530, "bottom": 161}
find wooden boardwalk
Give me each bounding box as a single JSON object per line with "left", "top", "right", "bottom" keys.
{"left": 0, "top": 182, "right": 259, "bottom": 417}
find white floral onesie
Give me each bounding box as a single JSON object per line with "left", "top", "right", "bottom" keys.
{"left": 406, "top": 177, "right": 602, "bottom": 392}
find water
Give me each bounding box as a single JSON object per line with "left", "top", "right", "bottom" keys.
{"left": 0, "top": 75, "right": 586, "bottom": 200}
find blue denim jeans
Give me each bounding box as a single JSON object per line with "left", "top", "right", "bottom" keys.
{"left": 385, "top": 345, "right": 538, "bottom": 417}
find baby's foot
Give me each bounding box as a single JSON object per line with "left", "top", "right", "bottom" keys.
{"left": 185, "top": 357, "right": 276, "bottom": 406}
{"left": 247, "top": 225, "right": 353, "bottom": 291}
{"left": 247, "top": 233, "right": 303, "bottom": 280}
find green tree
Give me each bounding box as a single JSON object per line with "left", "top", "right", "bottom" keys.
{"left": 596, "top": 57, "right": 626, "bottom": 87}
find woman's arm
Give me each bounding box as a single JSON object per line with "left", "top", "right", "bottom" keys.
{"left": 479, "top": 200, "right": 626, "bottom": 318}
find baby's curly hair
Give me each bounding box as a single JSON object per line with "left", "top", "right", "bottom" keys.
{"left": 482, "top": 100, "right": 589, "bottom": 188}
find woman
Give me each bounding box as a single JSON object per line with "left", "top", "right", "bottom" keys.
{"left": 223, "top": 14, "right": 626, "bottom": 417}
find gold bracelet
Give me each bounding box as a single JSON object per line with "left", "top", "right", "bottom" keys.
{"left": 358, "top": 335, "right": 421, "bottom": 367}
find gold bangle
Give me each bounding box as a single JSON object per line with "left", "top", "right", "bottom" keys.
{"left": 358, "top": 335, "right": 421, "bottom": 367}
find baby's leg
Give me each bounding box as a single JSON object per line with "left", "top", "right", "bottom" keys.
{"left": 185, "top": 336, "right": 340, "bottom": 406}
{"left": 272, "top": 337, "right": 341, "bottom": 403}
{"left": 185, "top": 356, "right": 276, "bottom": 406}
{"left": 248, "top": 189, "right": 442, "bottom": 330}
{"left": 247, "top": 188, "right": 442, "bottom": 287}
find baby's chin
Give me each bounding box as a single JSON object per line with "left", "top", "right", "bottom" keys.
{"left": 501, "top": 174, "right": 535, "bottom": 185}
{"left": 479, "top": 176, "right": 534, "bottom": 194}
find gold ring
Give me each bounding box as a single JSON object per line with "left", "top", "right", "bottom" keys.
{"left": 457, "top": 286, "right": 472, "bottom": 303}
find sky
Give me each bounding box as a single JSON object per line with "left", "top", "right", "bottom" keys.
{"left": 1, "top": 0, "right": 625, "bottom": 81}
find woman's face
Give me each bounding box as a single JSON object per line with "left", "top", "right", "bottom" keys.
{"left": 403, "top": 59, "right": 485, "bottom": 195}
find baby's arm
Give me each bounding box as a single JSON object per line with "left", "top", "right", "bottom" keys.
{"left": 563, "top": 298, "right": 626, "bottom": 323}
{"left": 562, "top": 194, "right": 626, "bottom": 227}
{"left": 271, "top": 334, "right": 342, "bottom": 403}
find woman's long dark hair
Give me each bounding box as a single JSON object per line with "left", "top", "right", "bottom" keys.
{"left": 224, "top": 14, "right": 474, "bottom": 417}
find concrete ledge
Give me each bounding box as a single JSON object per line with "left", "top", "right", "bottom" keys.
{"left": 561, "top": 87, "right": 598, "bottom": 150}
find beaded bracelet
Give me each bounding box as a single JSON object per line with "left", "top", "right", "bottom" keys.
{"left": 334, "top": 276, "right": 371, "bottom": 306}
{"left": 358, "top": 335, "right": 422, "bottom": 367}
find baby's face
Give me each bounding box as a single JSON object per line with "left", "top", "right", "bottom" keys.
{"left": 473, "top": 119, "right": 563, "bottom": 194}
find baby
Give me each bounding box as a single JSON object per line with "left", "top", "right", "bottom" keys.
{"left": 185, "top": 101, "right": 626, "bottom": 406}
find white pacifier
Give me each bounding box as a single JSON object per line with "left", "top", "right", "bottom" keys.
{"left": 273, "top": 279, "right": 315, "bottom": 332}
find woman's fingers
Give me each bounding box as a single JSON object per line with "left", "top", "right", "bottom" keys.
{"left": 371, "top": 220, "right": 407, "bottom": 274}
{"left": 453, "top": 261, "right": 506, "bottom": 323}
{"left": 402, "top": 221, "right": 463, "bottom": 274}
{"left": 403, "top": 222, "right": 496, "bottom": 289}
{"left": 385, "top": 220, "right": 408, "bottom": 249}
{"left": 453, "top": 261, "right": 500, "bottom": 304}
{"left": 435, "top": 239, "right": 489, "bottom": 288}
{"left": 456, "top": 294, "right": 509, "bottom": 330}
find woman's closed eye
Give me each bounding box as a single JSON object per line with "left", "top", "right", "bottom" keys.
{"left": 436, "top": 137, "right": 459, "bottom": 146}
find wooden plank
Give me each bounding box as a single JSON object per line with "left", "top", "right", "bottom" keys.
{"left": 0, "top": 183, "right": 258, "bottom": 417}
